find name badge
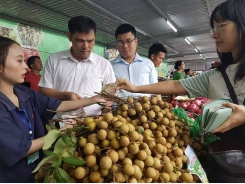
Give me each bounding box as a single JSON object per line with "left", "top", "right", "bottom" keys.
{"left": 27, "top": 151, "right": 39, "bottom": 165}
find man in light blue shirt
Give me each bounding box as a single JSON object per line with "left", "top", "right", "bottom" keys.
{"left": 111, "top": 24, "right": 160, "bottom": 99}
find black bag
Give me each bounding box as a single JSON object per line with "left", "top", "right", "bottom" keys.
{"left": 207, "top": 69, "right": 245, "bottom": 182}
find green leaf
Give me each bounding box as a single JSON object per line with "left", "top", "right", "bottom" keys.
{"left": 53, "top": 138, "right": 67, "bottom": 154}
{"left": 43, "top": 168, "right": 51, "bottom": 183}
{"left": 43, "top": 130, "right": 61, "bottom": 150}
{"left": 46, "top": 124, "right": 53, "bottom": 132}
{"left": 46, "top": 156, "right": 59, "bottom": 164}
{"left": 68, "top": 148, "right": 75, "bottom": 157}
{"left": 62, "top": 126, "right": 89, "bottom": 133}
{"left": 61, "top": 134, "right": 74, "bottom": 147}
{"left": 49, "top": 123, "right": 58, "bottom": 130}
{"left": 63, "top": 150, "right": 70, "bottom": 157}
{"left": 71, "top": 134, "right": 77, "bottom": 144}
{"left": 43, "top": 150, "right": 58, "bottom": 157}
{"left": 51, "top": 158, "right": 63, "bottom": 168}
{"left": 32, "top": 155, "right": 57, "bottom": 173}
{"left": 54, "top": 167, "right": 72, "bottom": 183}
{"left": 62, "top": 157, "right": 87, "bottom": 166}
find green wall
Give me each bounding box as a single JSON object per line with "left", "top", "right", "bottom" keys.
{"left": 156, "top": 62, "right": 168, "bottom": 78}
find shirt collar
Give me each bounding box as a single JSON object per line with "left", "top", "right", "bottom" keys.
{"left": 61, "top": 48, "right": 96, "bottom": 64}
{"left": 0, "top": 86, "right": 29, "bottom": 111}
{"left": 114, "top": 53, "right": 143, "bottom": 63}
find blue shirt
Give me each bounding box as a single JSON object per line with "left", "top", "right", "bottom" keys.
{"left": 111, "top": 53, "right": 158, "bottom": 97}
{"left": 0, "top": 85, "right": 62, "bottom": 182}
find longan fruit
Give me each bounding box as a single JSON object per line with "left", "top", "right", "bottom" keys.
{"left": 180, "top": 173, "right": 193, "bottom": 183}
{"left": 84, "top": 143, "right": 95, "bottom": 155}
{"left": 142, "top": 96, "right": 149, "bottom": 103}
{"left": 163, "top": 162, "right": 173, "bottom": 173}
{"left": 108, "top": 150, "right": 119, "bottom": 163}
{"left": 79, "top": 137, "right": 87, "bottom": 147}
{"left": 89, "top": 171, "right": 101, "bottom": 183}
{"left": 145, "top": 167, "right": 156, "bottom": 178}
{"left": 74, "top": 167, "right": 86, "bottom": 179}
{"left": 100, "top": 156, "right": 112, "bottom": 170}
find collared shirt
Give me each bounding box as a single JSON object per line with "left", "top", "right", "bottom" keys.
{"left": 0, "top": 85, "right": 61, "bottom": 182}
{"left": 39, "top": 50, "right": 116, "bottom": 116}
{"left": 24, "top": 71, "right": 41, "bottom": 91}
{"left": 179, "top": 64, "right": 245, "bottom": 104}
{"left": 111, "top": 53, "right": 158, "bottom": 97}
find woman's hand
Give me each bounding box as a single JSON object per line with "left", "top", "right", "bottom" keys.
{"left": 116, "top": 78, "right": 137, "bottom": 92}
{"left": 212, "top": 103, "right": 245, "bottom": 133}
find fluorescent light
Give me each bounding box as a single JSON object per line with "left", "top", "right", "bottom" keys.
{"left": 166, "top": 20, "right": 178, "bottom": 32}
{"left": 135, "top": 28, "right": 148, "bottom": 36}
{"left": 200, "top": 54, "right": 202, "bottom": 57}
{"left": 195, "top": 48, "right": 198, "bottom": 52}
{"left": 184, "top": 37, "right": 190, "bottom": 45}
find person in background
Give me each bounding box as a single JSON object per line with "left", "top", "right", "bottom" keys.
{"left": 117, "top": 1, "right": 245, "bottom": 182}
{"left": 184, "top": 68, "right": 192, "bottom": 78}
{"left": 39, "top": 16, "right": 116, "bottom": 116}
{"left": 148, "top": 42, "right": 167, "bottom": 68}
{"left": 111, "top": 24, "right": 160, "bottom": 100}
{"left": 173, "top": 60, "right": 185, "bottom": 80}
{"left": 116, "top": 0, "right": 245, "bottom": 148}
{"left": 24, "top": 56, "right": 43, "bottom": 91}
{"left": 0, "top": 36, "right": 106, "bottom": 182}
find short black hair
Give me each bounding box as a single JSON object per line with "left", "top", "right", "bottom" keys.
{"left": 184, "top": 68, "right": 191, "bottom": 75}
{"left": 68, "top": 15, "right": 96, "bottom": 35}
{"left": 115, "top": 23, "right": 136, "bottom": 38}
{"left": 27, "top": 56, "right": 40, "bottom": 69}
{"left": 148, "top": 43, "right": 168, "bottom": 59}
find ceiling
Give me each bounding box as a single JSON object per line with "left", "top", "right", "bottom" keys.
{"left": 0, "top": 0, "right": 225, "bottom": 63}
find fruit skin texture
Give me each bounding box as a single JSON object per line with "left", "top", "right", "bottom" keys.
{"left": 100, "top": 156, "right": 112, "bottom": 170}
{"left": 180, "top": 173, "right": 193, "bottom": 183}
{"left": 74, "top": 167, "right": 86, "bottom": 179}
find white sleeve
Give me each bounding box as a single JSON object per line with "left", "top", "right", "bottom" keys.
{"left": 38, "top": 54, "right": 55, "bottom": 88}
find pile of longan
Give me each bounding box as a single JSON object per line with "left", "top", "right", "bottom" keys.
{"left": 62, "top": 96, "right": 204, "bottom": 183}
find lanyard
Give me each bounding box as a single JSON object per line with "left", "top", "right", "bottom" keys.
{"left": 17, "top": 108, "right": 34, "bottom": 140}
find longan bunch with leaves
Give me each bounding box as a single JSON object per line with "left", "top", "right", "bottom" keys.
{"left": 34, "top": 96, "right": 205, "bottom": 183}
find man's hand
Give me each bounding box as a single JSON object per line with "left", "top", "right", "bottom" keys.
{"left": 65, "top": 92, "right": 83, "bottom": 100}
{"left": 212, "top": 103, "right": 245, "bottom": 133}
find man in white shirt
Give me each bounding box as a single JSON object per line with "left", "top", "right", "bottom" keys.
{"left": 39, "top": 16, "right": 116, "bottom": 116}
{"left": 111, "top": 24, "right": 160, "bottom": 100}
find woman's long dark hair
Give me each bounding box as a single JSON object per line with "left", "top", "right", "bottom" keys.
{"left": 0, "top": 36, "right": 19, "bottom": 71}
{"left": 210, "top": 0, "right": 245, "bottom": 83}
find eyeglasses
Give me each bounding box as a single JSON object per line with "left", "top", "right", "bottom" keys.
{"left": 117, "top": 38, "right": 136, "bottom": 46}
{"left": 209, "top": 21, "right": 232, "bottom": 37}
